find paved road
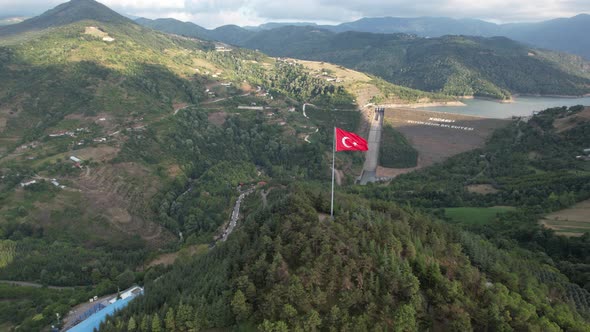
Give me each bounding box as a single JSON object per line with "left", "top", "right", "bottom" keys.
{"left": 359, "top": 109, "right": 384, "bottom": 184}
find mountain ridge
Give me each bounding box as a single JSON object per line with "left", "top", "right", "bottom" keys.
{"left": 136, "top": 19, "right": 590, "bottom": 99}
{"left": 0, "top": 0, "right": 133, "bottom": 37}
{"left": 137, "top": 14, "right": 590, "bottom": 59}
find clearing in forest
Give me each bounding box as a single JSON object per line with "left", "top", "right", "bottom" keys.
{"left": 540, "top": 199, "right": 590, "bottom": 237}
{"left": 445, "top": 206, "right": 516, "bottom": 225}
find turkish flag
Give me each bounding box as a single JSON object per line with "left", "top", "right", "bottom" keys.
{"left": 335, "top": 127, "right": 368, "bottom": 151}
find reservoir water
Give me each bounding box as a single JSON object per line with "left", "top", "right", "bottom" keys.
{"left": 423, "top": 96, "right": 590, "bottom": 119}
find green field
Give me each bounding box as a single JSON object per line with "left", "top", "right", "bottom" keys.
{"left": 445, "top": 206, "right": 516, "bottom": 225}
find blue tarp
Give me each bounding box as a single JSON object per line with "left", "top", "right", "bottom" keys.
{"left": 67, "top": 295, "right": 139, "bottom": 332}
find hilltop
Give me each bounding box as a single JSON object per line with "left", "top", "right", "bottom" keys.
{"left": 0, "top": 0, "right": 131, "bottom": 36}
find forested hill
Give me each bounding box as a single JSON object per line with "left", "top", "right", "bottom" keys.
{"left": 98, "top": 183, "right": 590, "bottom": 331}
{"left": 237, "top": 28, "right": 590, "bottom": 100}
{"left": 97, "top": 107, "right": 590, "bottom": 332}
{"left": 325, "top": 15, "right": 590, "bottom": 60}
{"left": 137, "top": 19, "right": 590, "bottom": 100}
{"left": 0, "top": 0, "right": 132, "bottom": 36}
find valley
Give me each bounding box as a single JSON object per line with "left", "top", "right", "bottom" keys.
{"left": 0, "top": 1, "right": 589, "bottom": 331}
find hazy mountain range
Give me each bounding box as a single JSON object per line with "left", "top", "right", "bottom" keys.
{"left": 137, "top": 14, "right": 590, "bottom": 60}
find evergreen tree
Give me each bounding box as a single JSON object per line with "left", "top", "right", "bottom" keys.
{"left": 231, "top": 290, "right": 251, "bottom": 322}
{"left": 151, "top": 314, "right": 161, "bottom": 332}
{"left": 127, "top": 317, "right": 137, "bottom": 332}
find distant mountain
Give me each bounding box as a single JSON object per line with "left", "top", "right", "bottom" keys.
{"left": 137, "top": 18, "right": 590, "bottom": 99}
{"left": 500, "top": 14, "right": 590, "bottom": 61}
{"left": 137, "top": 17, "right": 255, "bottom": 45}
{"left": 243, "top": 21, "right": 319, "bottom": 31}
{"left": 0, "top": 0, "right": 132, "bottom": 36}
{"left": 136, "top": 14, "right": 590, "bottom": 60}
{"left": 237, "top": 15, "right": 590, "bottom": 59}
{"left": 135, "top": 17, "right": 210, "bottom": 39}
{"left": 237, "top": 27, "right": 590, "bottom": 99}
{"left": 328, "top": 15, "right": 590, "bottom": 60}
{"left": 331, "top": 17, "right": 499, "bottom": 36}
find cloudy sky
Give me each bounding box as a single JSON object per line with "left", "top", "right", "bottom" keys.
{"left": 1, "top": 0, "right": 589, "bottom": 28}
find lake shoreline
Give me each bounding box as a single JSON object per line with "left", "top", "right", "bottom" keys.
{"left": 412, "top": 95, "right": 590, "bottom": 119}
{"left": 382, "top": 100, "right": 466, "bottom": 108}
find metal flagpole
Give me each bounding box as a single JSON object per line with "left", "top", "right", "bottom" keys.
{"left": 331, "top": 126, "right": 335, "bottom": 218}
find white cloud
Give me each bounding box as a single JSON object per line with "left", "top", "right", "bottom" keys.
{"left": 1, "top": 0, "right": 589, "bottom": 27}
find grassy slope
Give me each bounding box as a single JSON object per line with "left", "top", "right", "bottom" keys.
{"left": 445, "top": 206, "right": 516, "bottom": 225}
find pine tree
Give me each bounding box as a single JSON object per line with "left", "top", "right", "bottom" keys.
{"left": 127, "top": 316, "right": 137, "bottom": 332}
{"left": 231, "top": 290, "right": 251, "bottom": 322}
{"left": 151, "top": 313, "right": 162, "bottom": 332}
{"left": 140, "top": 315, "right": 149, "bottom": 332}
{"left": 165, "top": 308, "right": 176, "bottom": 331}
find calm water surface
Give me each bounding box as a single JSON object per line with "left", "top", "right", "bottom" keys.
{"left": 423, "top": 96, "right": 590, "bottom": 119}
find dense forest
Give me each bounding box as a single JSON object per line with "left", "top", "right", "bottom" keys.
{"left": 99, "top": 184, "right": 590, "bottom": 331}
{"left": 355, "top": 105, "right": 590, "bottom": 302}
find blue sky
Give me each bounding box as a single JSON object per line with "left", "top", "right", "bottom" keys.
{"left": 1, "top": 0, "right": 589, "bottom": 28}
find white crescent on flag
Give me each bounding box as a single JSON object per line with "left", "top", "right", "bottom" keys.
{"left": 342, "top": 137, "right": 352, "bottom": 148}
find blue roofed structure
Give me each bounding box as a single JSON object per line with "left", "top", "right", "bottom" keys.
{"left": 65, "top": 286, "right": 143, "bottom": 332}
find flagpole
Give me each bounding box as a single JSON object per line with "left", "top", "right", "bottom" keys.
{"left": 331, "top": 126, "right": 335, "bottom": 218}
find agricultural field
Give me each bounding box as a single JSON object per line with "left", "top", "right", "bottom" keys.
{"left": 540, "top": 199, "right": 590, "bottom": 236}
{"left": 445, "top": 206, "right": 516, "bottom": 225}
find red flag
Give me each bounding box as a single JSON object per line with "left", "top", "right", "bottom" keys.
{"left": 335, "top": 127, "right": 368, "bottom": 152}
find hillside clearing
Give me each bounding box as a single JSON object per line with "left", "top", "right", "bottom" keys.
{"left": 540, "top": 199, "right": 590, "bottom": 237}
{"left": 553, "top": 107, "right": 590, "bottom": 133}
{"left": 466, "top": 184, "right": 500, "bottom": 194}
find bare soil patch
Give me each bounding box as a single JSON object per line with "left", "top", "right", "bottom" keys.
{"left": 167, "top": 164, "right": 182, "bottom": 177}
{"left": 554, "top": 107, "right": 590, "bottom": 133}
{"left": 173, "top": 102, "right": 188, "bottom": 111}
{"left": 146, "top": 244, "right": 208, "bottom": 268}
{"left": 71, "top": 146, "right": 119, "bottom": 163}
{"left": 540, "top": 199, "right": 590, "bottom": 237}
{"left": 208, "top": 111, "right": 227, "bottom": 126}
{"left": 385, "top": 108, "right": 510, "bottom": 169}
{"left": 75, "top": 162, "right": 174, "bottom": 247}
{"left": 466, "top": 184, "right": 499, "bottom": 195}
